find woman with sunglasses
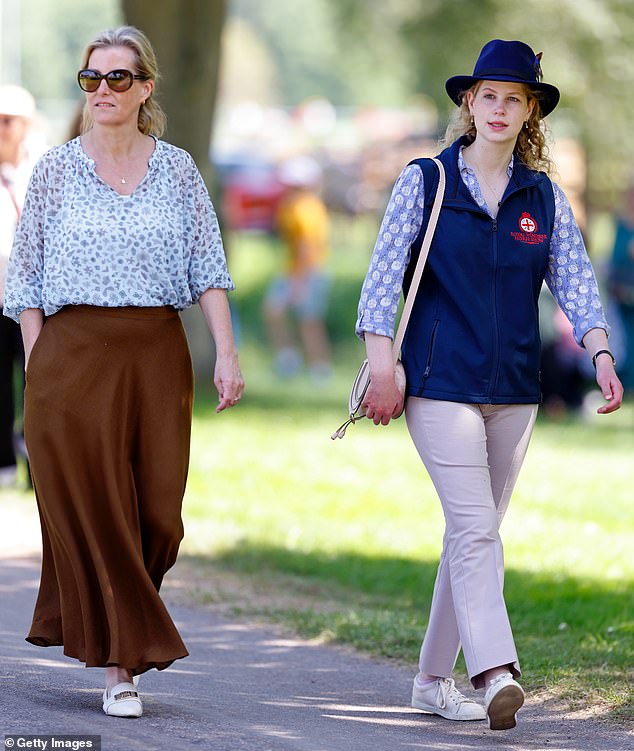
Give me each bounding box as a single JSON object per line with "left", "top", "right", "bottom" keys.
{"left": 356, "top": 40, "right": 622, "bottom": 730}
{"left": 4, "top": 26, "right": 243, "bottom": 718}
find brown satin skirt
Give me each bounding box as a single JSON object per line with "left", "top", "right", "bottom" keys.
{"left": 24, "top": 305, "right": 193, "bottom": 675}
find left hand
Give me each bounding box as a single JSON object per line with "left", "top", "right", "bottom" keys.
{"left": 595, "top": 358, "right": 624, "bottom": 414}
{"left": 214, "top": 351, "right": 244, "bottom": 413}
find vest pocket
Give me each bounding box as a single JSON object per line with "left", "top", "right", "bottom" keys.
{"left": 423, "top": 319, "right": 439, "bottom": 378}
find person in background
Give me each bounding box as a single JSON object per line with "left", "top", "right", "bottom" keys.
{"left": 4, "top": 26, "right": 243, "bottom": 718}
{"left": 263, "top": 155, "right": 332, "bottom": 380}
{"left": 608, "top": 180, "right": 634, "bottom": 391}
{"left": 0, "top": 85, "right": 38, "bottom": 487}
{"left": 356, "top": 39, "right": 622, "bottom": 731}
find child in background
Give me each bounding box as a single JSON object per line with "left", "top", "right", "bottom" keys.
{"left": 264, "top": 156, "right": 332, "bottom": 380}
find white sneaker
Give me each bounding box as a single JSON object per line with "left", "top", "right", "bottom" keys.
{"left": 484, "top": 672, "right": 524, "bottom": 730}
{"left": 103, "top": 681, "right": 143, "bottom": 718}
{"left": 412, "top": 676, "right": 486, "bottom": 721}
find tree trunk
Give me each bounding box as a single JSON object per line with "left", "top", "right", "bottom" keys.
{"left": 121, "top": 0, "right": 228, "bottom": 384}
{"left": 120, "top": 0, "right": 227, "bottom": 191}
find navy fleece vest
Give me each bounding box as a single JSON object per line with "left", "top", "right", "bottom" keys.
{"left": 401, "top": 137, "right": 555, "bottom": 404}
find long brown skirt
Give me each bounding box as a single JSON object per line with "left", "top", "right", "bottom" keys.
{"left": 24, "top": 305, "right": 193, "bottom": 674}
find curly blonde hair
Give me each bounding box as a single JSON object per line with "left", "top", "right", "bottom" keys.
{"left": 80, "top": 25, "right": 166, "bottom": 137}
{"left": 443, "top": 82, "right": 554, "bottom": 174}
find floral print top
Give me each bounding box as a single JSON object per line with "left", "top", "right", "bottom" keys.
{"left": 3, "top": 136, "right": 234, "bottom": 322}
{"left": 356, "top": 147, "right": 608, "bottom": 346}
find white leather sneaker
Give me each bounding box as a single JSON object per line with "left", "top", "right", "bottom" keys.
{"left": 102, "top": 681, "right": 143, "bottom": 718}
{"left": 412, "top": 676, "right": 486, "bottom": 721}
{"left": 484, "top": 672, "right": 524, "bottom": 730}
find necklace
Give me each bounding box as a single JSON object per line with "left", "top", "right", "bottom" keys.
{"left": 83, "top": 133, "right": 135, "bottom": 186}
{"left": 476, "top": 169, "right": 504, "bottom": 207}
{"left": 466, "top": 155, "right": 509, "bottom": 209}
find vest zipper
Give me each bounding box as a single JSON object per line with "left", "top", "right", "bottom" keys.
{"left": 423, "top": 319, "right": 439, "bottom": 378}
{"left": 489, "top": 216, "right": 500, "bottom": 399}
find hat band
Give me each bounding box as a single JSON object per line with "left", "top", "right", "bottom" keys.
{"left": 475, "top": 67, "right": 536, "bottom": 82}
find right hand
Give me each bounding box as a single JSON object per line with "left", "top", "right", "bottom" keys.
{"left": 362, "top": 370, "right": 404, "bottom": 425}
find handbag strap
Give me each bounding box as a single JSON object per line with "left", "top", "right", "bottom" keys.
{"left": 392, "top": 158, "right": 446, "bottom": 363}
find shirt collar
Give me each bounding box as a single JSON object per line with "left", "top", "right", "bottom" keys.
{"left": 458, "top": 145, "right": 514, "bottom": 178}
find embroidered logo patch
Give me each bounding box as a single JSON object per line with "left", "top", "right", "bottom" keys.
{"left": 519, "top": 212, "right": 537, "bottom": 233}
{"left": 510, "top": 211, "right": 548, "bottom": 245}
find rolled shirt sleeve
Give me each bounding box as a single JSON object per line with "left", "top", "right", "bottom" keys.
{"left": 182, "top": 153, "right": 234, "bottom": 301}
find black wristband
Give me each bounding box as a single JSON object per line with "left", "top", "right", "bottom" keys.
{"left": 592, "top": 349, "right": 615, "bottom": 368}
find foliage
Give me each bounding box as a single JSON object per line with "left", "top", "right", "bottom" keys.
{"left": 228, "top": 0, "right": 415, "bottom": 106}
{"left": 330, "top": 0, "right": 634, "bottom": 208}
{"left": 19, "top": 0, "right": 120, "bottom": 102}
{"left": 13, "top": 0, "right": 634, "bottom": 209}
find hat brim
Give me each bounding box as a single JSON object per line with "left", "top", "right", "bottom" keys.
{"left": 445, "top": 75, "right": 560, "bottom": 117}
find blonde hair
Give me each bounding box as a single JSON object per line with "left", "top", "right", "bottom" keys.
{"left": 443, "top": 82, "right": 554, "bottom": 174}
{"left": 80, "top": 25, "right": 166, "bottom": 137}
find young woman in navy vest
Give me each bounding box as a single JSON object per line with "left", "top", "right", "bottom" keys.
{"left": 356, "top": 40, "right": 623, "bottom": 731}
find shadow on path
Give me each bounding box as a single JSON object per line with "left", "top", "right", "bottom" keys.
{"left": 1, "top": 556, "right": 631, "bottom": 751}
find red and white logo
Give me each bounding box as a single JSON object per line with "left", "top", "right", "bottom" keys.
{"left": 510, "top": 211, "right": 548, "bottom": 245}
{"left": 519, "top": 212, "right": 537, "bottom": 233}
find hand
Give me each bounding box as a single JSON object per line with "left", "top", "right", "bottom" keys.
{"left": 362, "top": 370, "right": 404, "bottom": 425}
{"left": 214, "top": 351, "right": 244, "bottom": 413}
{"left": 595, "top": 358, "right": 624, "bottom": 414}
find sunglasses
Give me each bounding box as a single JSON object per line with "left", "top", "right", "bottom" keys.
{"left": 77, "top": 68, "right": 149, "bottom": 93}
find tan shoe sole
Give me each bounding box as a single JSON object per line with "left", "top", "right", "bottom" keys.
{"left": 487, "top": 684, "right": 524, "bottom": 730}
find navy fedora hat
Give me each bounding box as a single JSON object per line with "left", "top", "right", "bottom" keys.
{"left": 445, "top": 39, "right": 560, "bottom": 117}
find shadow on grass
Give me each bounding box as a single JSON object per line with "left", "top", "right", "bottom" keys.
{"left": 181, "top": 544, "right": 634, "bottom": 722}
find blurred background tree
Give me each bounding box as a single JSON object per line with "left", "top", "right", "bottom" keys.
{"left": 121, "top": 0, "right": 226, "bottom": 190}
{"left": 4, "top": 0, "right": 634, "bottom": 208}
{"left": 331, "top": 0, "right": 634, "bottom": 210}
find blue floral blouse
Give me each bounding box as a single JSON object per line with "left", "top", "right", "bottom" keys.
{"left": 3, "top": 137, "right": 234, "bottom": 322}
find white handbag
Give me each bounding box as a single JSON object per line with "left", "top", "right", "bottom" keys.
{"left": 332, "top": 158, "right": 446, "bottom": 439}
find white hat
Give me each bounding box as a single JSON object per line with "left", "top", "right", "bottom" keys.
{"left": 0, "top": 85, "right": 36, "bottom": 118}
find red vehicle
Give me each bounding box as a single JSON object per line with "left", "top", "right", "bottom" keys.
{"left": 216, "top": 155, "right": 284, "bottom": 232}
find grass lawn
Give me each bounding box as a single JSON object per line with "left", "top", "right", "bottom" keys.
{"left": 178, "top": 228, "right": 634, "bottom": 723}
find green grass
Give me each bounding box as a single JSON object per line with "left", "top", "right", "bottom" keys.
{"left": 177, "top": 227, "right": 634, "bottom": 723}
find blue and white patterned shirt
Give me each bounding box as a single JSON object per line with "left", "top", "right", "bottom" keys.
{"left": 3, "top": 137, "right": 234, "bottom": 322}
{"left": 356, "top": 147, "right": 608, "bottom": 346}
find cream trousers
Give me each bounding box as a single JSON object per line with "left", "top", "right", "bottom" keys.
{"left": 405, "top": 397, "right": 538, "bottom": 689}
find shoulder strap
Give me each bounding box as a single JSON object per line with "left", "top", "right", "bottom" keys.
{"left": 392, "top": 158, "right": 445, "bottom": 362}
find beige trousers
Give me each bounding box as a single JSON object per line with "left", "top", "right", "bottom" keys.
{"left": 405, "top": 397, "right": 538, "bottom": 689}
